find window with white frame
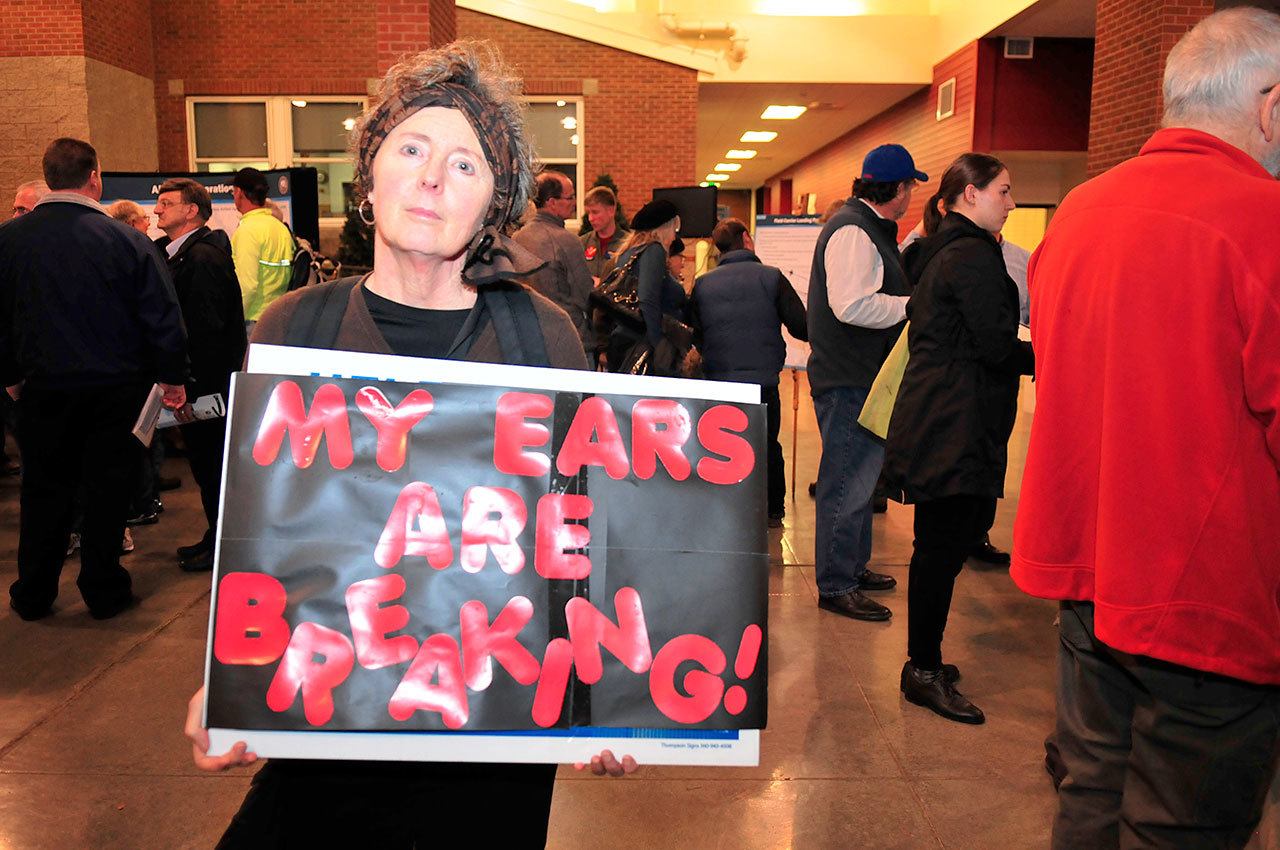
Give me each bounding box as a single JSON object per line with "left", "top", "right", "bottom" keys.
{"left": 189, "top": 96, "right": 582, "bottom": 219}
{"left": 524, "top": 97, "right": 583, "bottom": 219}
{"left": 187, "top": 96, "right": 365, "bottom": 218}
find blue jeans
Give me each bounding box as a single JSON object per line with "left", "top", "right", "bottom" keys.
{"left": 813, "top": 386, "right": 882, "bottom": 597}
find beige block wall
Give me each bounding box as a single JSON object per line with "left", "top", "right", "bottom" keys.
{"left": 85, "top": 57, "right": 157, "bottom": 174}
{"left": 0, "top": 56, "right": 91, "bottom": 213}
{"left": 0, "top": 56, "right": 156, "bottom": 213}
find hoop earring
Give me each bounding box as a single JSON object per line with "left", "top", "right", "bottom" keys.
{"left": 358, "top": 199, "right": 375, "bottom": 226}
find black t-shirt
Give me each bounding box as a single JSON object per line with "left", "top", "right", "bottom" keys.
{"left": 364, "top": 287, "right": 472, "bottom": 359}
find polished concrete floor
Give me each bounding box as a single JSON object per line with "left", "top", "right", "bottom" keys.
{"left": 0, "top": 374, "right": 1276, "bottom": 849}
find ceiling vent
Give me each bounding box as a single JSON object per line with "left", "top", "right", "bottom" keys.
{"left": 936, "top": 77, "right": 956, "bottom": 121}
{"left": 1004, "top": 37, "right": 1034, "bottom": 59}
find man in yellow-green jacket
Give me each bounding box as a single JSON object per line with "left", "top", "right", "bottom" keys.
{"left": 230, "top": 168, "right": 293, "bottom": 325}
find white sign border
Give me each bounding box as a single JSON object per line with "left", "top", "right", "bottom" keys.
{"left": 203, "top": 345, "right": 762, "bottom": 766}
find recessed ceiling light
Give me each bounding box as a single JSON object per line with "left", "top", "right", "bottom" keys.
{"left": 555, "top": 99, "right": 566, "bottom": 107}
{"left": 700, "top": 181, "right": 712, "bottom": 187}
{"left": 725, "top": 149, "right": 758, "bottom": 159}
{"left": 740, "top": 131, "right": 778, "bottom": 143}
{"left": 706, "top": 173, "right": 731, "bottom": 182}
{"left": 713, "top": 163, "right": 742, "bottom": 172}
{"left": 761, "top": 105, "right": 806, "bottom": 120}
{"left": 291, "top": 100, "right": 308, "bottom": 108}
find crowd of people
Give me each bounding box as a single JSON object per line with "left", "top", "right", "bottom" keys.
{"left": 1, "top": 6, "right": 1278, "bottom": 848}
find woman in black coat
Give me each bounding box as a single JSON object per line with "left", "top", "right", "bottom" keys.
{"left": 597, "top": 199, "right": 688, "bottom": 374}
{"left": 882, "top": 153, "right": 1034, "bottom": 725}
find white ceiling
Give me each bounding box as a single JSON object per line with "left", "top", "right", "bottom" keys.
{"left": 695, "top": 0, "right": 1099, "bottom": 190}
{"left": 696, "top": 81, "right": 924, "bottom": 189}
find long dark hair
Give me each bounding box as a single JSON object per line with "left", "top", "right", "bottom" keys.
{"left": 936, "top": 153, "right": 1006, "bottom": 211}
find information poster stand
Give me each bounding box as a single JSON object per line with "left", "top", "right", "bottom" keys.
{"left": 753, "top": 215, "right": 823, "bottom": 499}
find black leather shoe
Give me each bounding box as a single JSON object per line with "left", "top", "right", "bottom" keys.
{"left": 969, "top": 535, "right": 1011, "bottom": 566}
{"left": 900, "top": 662, "right": 985, "bottom": 724}
{"left": 179, "top": 549, "right": 215, "bottom": 573}
{"left": 818, "top": 591, "right": 892, "bottom": 621}
{"left": 942, "top": 663, "right": 960, "bottom": 684}
{"left": 126, "top": 500, "right": 161, "bottom": 527}
{"left": 859, "top": 569, "right": 897, "bottom": 591}
{"left": 10, "top": 597, "right": 52, "bottom": 621}
{"left": 176, "top": 540, "right": 212, "bottom": 560}
{"left": 89, "top": 594, "right": 138, "bottom": 620}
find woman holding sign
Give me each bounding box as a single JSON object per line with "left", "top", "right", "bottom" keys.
{"left": 881, "top": 154, "right": 1034, "bottom": 725}
{"left": 184, "top": 40, "right": 635, "bottom": 849}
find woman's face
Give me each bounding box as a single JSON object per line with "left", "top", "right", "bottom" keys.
{"left": 367, "top": 106, "right": 495, "bottom": 262}
{"left": 966, "top": 169, "right": 1015, "bottom": 234}
{"left": 659, "top": 218, "right": 680, "bottom": 249}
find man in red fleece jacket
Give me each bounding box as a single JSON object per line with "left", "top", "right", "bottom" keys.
{"left": 1013, "top": 8, "right": 1280, "bottom": 849}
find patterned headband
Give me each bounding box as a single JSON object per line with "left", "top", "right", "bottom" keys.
{"left": 357, "top": 81, "right": 520, "bottom": 229}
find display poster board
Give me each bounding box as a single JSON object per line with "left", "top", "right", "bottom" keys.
{"left": 753, "top": 215, "right": 822, "bottom": 369}
{"left": 203, "top": 345, "right": 767, "bottom": 766}
{"left": 101, "top": 168, "right": 320, "bottom": 248}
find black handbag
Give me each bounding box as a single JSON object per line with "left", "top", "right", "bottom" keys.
{"left": 588, "top": 251, "right": 644, "bottom": 330}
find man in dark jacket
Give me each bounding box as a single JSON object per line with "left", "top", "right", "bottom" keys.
{"left": 153, "top": 178, "right": 247, "bottom": 572}
{"left": 514, "top": 172, "right": 594, "bottom": 352}
{"left": 691, "top": 218, "right": 807, "bottom": 527}
{"left": 0, "top": 138, "right": 187, "bottom": 620}
{"left": 807, "top": 144, "right": 926, "bottom": 622}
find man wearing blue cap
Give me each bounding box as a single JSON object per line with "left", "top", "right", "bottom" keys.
{"left": 807, "top": 143, "right": 926, "bottom": 621}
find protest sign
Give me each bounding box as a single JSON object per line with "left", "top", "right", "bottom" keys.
{"left": 203, "top": 346, "right": 768, "bottom": 764}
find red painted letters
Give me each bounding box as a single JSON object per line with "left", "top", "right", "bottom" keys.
{"left": 345, "top": 574, "right": 418, "bottom": 670}
{"left": 459, "top": 597, "right": 540, "bottom": 690}
{"left": 387, "top": 634, "right": 469, "bottom": 729}
{"left": 354, "top": 387, "right": 434, "bottom": 473}
{"left": 374, "top": 482, "right": 454, "bottom": 571}
{"left": 534, "top": 494, "right": 593, "bottom": 579}
{"left": 214, "top": 572, "right": 291, "bottom": 665}
{"left": 493, "top": 392, "right": 554, "bottom": 477}
{"left": 252, "top": 381, "right": 354, "bottom": 470}
{"left": 265, "top": 622, "right": 356, "bottom": 726}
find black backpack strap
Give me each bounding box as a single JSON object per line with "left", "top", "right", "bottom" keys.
{"left": 485, "top": 286, "right": 550, "bottom": 368}
{"left": 284, "top": 278, "right": 359, "bottom": 348}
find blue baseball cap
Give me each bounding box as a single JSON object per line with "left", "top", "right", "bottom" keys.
{"left": 860, "top": 144, "right": 928, "bottom": 183}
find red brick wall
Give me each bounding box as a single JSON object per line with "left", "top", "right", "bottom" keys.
{"left": 377, "top": 0, "right": 457, "bottom": 73}
{"left": 0, "top": 0, "right": 83, "bottom": 57}
{"left": 975, "top": 37, "right": 1093, "bottom": 152}
{"left": 82, "top": 0, "right": 153, "bottom": 77}
{"left": 457, "top": 9, "right": 698, "bottom": 216}
{"left": 1086, "top": 0, "right": 1214, "bottom": 176}
{"left": 763, "top": 42, "right": 980, "bottom": 241}
{"left": 151, "top": 0, "right": 378, "bottom": 169}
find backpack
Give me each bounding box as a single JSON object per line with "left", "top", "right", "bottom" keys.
{"left": 286, "top": 236, "right": 319, "bottom": 292}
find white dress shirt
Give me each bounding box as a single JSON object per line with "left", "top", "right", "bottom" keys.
{"left": 824, "top": 199, "right": 909, "bottom": 329}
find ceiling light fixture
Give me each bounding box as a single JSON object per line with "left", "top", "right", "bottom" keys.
{"left": 761, "top": 105, "right": 806, "bottom": 120}
{"left": 291, "top": 100, "right": 308, "bottom": 108}
{"left": 740, "top": 131, "right": 777, "bottom": 143}
{"left": 725, "top": 149, "right": 758, "bottom": 159}
{"left": 706, "top": 173, "right": 731, "bottom": 182}
{"left": 713, "top": 163, "right": 742, "bottom": 172}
